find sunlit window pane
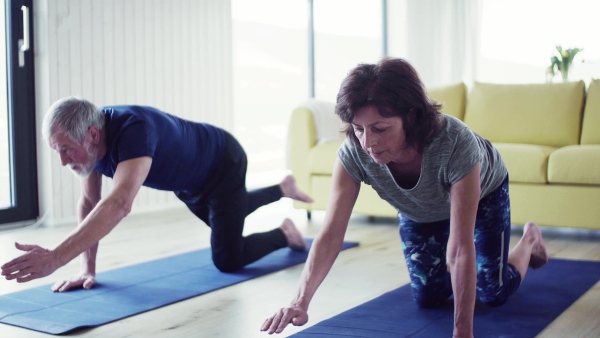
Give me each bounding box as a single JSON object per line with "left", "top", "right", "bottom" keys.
{"left": 232, "top": 0, "right": 309, "bottom": 180}
{"left": 479, "top": 0, "right": 600, "bottom": 83}
{"left": 314, "top": 0, "right": 383, "bottom": 100}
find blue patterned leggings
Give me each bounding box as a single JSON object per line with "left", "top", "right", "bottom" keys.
{"left": 399, "top": 175, "right": 521, "bottom": 308}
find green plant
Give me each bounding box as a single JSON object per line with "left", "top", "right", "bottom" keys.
{"left": 546, "top": 45, "right": 583, "bottom": 82}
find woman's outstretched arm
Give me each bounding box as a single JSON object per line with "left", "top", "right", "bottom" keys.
{"left": 261, "top": 159, "right": 360, "bottom": 334}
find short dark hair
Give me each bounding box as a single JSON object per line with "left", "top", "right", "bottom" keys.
{"left": 335, "top": 57, "right": 443, "bottom": 153}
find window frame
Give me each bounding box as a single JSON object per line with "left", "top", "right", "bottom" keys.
{"left": 0, "top": 0, "right": 38, "bottom": 225}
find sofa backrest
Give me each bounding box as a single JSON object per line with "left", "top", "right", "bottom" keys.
{"left": 581, "top": 79, "right": 600, "bottom": 144}
{"left": 427, "top": 83, "right": 467, "bottom": 121}
{"left": 464, "top": 81, "right": 585, "bottom": 147}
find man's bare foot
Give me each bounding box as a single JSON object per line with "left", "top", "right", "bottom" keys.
{"left": 280, "top": 175, "right": 314, "bottom": 203}
{"left": 524, "top": 222, "right": 549, "bottom": 269}
{"left": 280, "top": 218, "right": 307, "bottom": 251}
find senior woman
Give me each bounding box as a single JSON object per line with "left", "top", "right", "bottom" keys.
{"left": 261, "top": 58, "right": 548, "bottom": 338}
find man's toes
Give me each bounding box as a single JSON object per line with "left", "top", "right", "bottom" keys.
{"left": 280, "top": 219, "right": 307, "bottom": 251}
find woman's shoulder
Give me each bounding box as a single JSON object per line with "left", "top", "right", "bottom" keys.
{"left": 441, "top": 114, "right": 469, "bottom": 131}
{"left": 339, "top": 137, "right": 358, "bottom": 152}
{"left": 430, "top": 114, "right": 471, "bottom": 141}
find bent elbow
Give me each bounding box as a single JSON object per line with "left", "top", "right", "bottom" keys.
{"left": 106, "top": 195, "right": 134, "bottom": 220}
{"left": 117, "top": 200, "right": 133, "bottom": 218}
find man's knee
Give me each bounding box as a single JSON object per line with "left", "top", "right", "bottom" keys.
{"left": 212, "top": 255, "right": 243, "bottom": 273}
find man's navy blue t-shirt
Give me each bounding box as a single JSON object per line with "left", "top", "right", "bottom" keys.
{"left": 94, "top": 105, "right": 226, "bottom": 192}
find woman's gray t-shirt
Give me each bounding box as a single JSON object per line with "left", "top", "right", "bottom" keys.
{"left": 337, "top": 115, "right": 507, "bottom": 222}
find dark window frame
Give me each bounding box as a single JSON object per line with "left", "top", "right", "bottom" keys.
{"left": 0, "top": 0, "right": 38, "bottom": 225}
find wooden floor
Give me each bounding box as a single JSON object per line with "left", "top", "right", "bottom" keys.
{"left": 0, "top": 199, "right": 599, "bottom": 338}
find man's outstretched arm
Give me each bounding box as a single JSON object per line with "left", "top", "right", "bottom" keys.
{"left": 1, "top": 156, "right": 152, "bottom": 284}
{"left": 52, "top": 169, "right": 102, "bottom": 291}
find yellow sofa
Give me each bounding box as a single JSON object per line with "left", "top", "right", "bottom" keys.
{"left": 287, "top": 79, "right": 600, "bottom": 230}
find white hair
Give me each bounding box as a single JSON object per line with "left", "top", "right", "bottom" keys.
{"left": 42, "top": 97, "right": 105, "bottom": 143}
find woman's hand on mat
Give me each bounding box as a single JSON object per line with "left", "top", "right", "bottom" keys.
{"left": 1, "top": 242, "right": 62, "bottom": 283}
{"left": 52, "top": 273, "right": 96, "bottom": 292}
{"left": 261, "top": 305, "right": 308, "bottom": 334}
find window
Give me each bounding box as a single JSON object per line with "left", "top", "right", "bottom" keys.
{"left": 232, "top": 0, "right": 309, "bottom": 183}
{"left": 232, "top": 0, "right": 385, "bottom": 184}
{"left": 479, "top": 0, "right": 600, "bottom": 84}
{"left": 313, "top": 0, "right": 383, "bottom": 100}
{"left": 0, "top": 0, "right": 38, "bottom": 226}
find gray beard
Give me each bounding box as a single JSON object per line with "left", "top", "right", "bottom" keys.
{"left": 70, "top": 143, "right": 98, "bottom": 178}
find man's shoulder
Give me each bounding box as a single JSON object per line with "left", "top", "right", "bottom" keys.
{"left": 102, "top": 105, "right": 161, "bottom": 116}
{"left": 102, "top": 105, "right": 167, "bottom": 128}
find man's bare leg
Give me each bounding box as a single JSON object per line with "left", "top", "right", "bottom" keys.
{"left": 280, "top": 175, "right": 313, "bottom": 203}
{"left": 507, "top": 222, "right": 549, "bottom": 280}
{"left": 280, "top": 218, "right": 307, "bottom": 251}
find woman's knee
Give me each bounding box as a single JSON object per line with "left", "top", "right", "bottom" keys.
{"left": 479, "top": 293, "right": 509, "bottom": 307}
{"left": 414, "top": 295, "right": 447, "bottom": 308}
{"left": 476, "top": 264, "right": 521, "bottom": 307}
{"left": 412, "top": 287, "right": 452, "bottom": 308}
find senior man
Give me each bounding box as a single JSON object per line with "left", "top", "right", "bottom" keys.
{"left": 1, "top": 97, "right": 312, "bottom": 291}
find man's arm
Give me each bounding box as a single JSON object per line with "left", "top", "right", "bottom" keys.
{"left": 1, "top": 156, "right": 152, "bottom": 284}
{"left": 79, "top": 169, "right": 103, "bottom": 273}
{"left": 447, "top": 164, "right": 481, "bottom": 338}
{"left": 51, "top": 170, "right": 102, "bottom": 291}
{"left": 53, "top": 156, "right": 153, "bottom": 268}
{"left": 261, "top": 159, "right": 360, "bottom": 334}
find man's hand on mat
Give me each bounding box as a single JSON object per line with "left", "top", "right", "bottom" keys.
{"left": 52, "top": 273, "right": 96, "bottom": 292}
{"left": 260, "top": 305, "right": 308, "bottom": 334}
{"left": 1, "top": 242, "right": 62, "bottom": 283}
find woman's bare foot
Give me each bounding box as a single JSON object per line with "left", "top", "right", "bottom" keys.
{"left": 523, "top": 222, "right": 549, "bottom": 269}
{"left": 280, "top": 218, "right": 307, "bottom": 251}
{"left": 280, "top": 175, "right": 314, "bottom": 203}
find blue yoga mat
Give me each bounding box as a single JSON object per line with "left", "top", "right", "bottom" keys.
{"left": 292, "top": 258, "right": 600, "bottom": 338}
{"left": 0, "top": 239, "right": 358, "bottom": 334}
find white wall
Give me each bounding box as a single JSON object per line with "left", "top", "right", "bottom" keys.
{"left": 34, "top": 0, "right": 233, "bottom": 226}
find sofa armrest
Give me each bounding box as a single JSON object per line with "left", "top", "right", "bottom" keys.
{"left": 286, "top": 107, "right": 318, "bottom": 196}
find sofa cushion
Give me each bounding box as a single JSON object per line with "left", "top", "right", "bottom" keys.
{"left": 309, "top": 140, "right": 343, "bottom": 174}
{"left": 581, "top": 79, "right": 600, "bottom": 144}
{"left": 464, "top": 82, "right": 585, "bottom": 147}
{"left": 427, "top": 83, "right": 467, "bottom": 120}
{"left": 493, "top": 143, "right": 555, "bottom": 183}
{"left": 548, "top": 145, "right": 600, "bottom": 185}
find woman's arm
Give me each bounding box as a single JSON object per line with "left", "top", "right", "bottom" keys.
{"left": 447, "top": 163, "right": 481, "bottom": 338}
{"left": 261, "top": 159, "right": 360, "bottom": 334}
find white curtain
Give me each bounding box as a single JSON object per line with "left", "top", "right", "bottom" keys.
{"left": 388, "top": 0, "right": 482, "bottom": 88}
